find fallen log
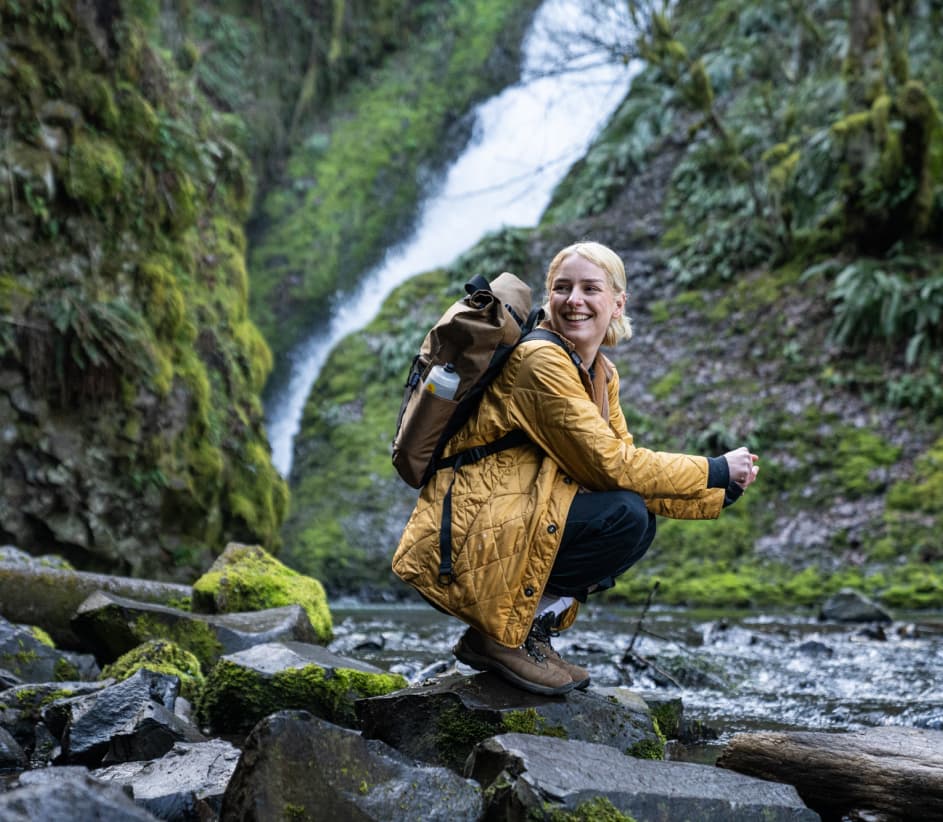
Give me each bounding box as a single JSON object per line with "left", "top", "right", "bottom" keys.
{"left": 0, "top": 563, "right": 191, "bottom": 649}
{"left": 716, "top": 726, "right": 943, "bottom": 821}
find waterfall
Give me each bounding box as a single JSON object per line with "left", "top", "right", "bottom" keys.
{"left": 265, "top": 0, "right": 639, "bottom": 476}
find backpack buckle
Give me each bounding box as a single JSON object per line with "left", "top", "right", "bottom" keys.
{"left": 437, "top": 572, "right": 453, "bottom": 586}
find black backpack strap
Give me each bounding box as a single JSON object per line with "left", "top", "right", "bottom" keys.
{"left": 522, "top": 328, "right": 583, "bottom": 369}
{"left": 465, "top": 274, "right": 492, "bottom": 295}
{"left": 436, "top": 429, "right": 532, "bottom": 585}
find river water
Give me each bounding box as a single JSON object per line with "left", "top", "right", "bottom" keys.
{"left": 264, "top": 0, "right": 637, "bottom": 475}
{"left": 328, "top": 601, "right": 943, "bottom": 762}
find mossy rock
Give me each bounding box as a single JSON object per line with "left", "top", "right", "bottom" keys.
{"left": 191, "top": 542, "right": 333, "bottom": 643}
{"left": 197, "top": 642, "right": 407, "bottom": 734}
{"left": 99, "top": 638, "right": 205, "bottom": 702}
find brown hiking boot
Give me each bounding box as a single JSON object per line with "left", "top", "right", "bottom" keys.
{"left": 453, "top": 626, "right": 577, "bottom": 696}
{"left": 530, "top": 612, "right": 591, "bottom": 690}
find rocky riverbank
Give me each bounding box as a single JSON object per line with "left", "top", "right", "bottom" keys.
{"left": 3, "top": 546, "right": 942, "bottom": 820}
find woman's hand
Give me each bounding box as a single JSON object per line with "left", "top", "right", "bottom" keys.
{"left": 724, "top": 446, "right": 759, "bottom": 489}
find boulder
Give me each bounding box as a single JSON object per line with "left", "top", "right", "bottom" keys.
{"left": 100, "top": 639, "right": 206, "bottom": 702}
{"left": 93, "top": 739, "right": 241, "bottom": 821}
{"left": 467, "top": 732, "right": 821, "bottom": 821}
{"left": 191, "top": 542, "right": 333, "bottom": 643}
{"left": 0, "top": 725, "right": 28, "bottom": 769}
{"left": 219, "top": 710, "right": 482, "bottom": 821}
{"left": 0, "top": 561, "right": 192, "bottom": 648}
{"left": 0, "top": 615, "right": 96, "bottom": 682}
{"left": 198, "top": 640, "right": 407, "bottom": 734}
{"left": 70, "top": 590, "right": 318, "bottom": 667}
{"left": 819, "top": 588, "right": 893, "bottom": 623}
{"left": 0, "top": 767, "right": 160, "bottom": 821}
{"left": 356, "top": 672, "right": 664, "bottom": 772}
{"left": 50, "top": 668, "right": 205, "bottom": 767}
{"left": 716, "top": 726, "right": 943, "bottom": 820}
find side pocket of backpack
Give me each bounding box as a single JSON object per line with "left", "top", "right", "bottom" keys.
{"left": 392, "top": 356, "right": 458, "bottom": 488}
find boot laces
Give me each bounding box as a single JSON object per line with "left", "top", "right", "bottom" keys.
{"left": 525, "top": 612, "right": 559, "bottom": 661}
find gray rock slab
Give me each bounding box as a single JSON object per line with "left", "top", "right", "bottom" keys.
{"left": 467, "top": 732, "right": 821, "bottom": 821}
{"left": 94, "top": 739, "right": 241, "bottom": 821}
{"left": 0, "top": 562, "right": 192, "bottom": 648}
{"left": 70, "top": 589, "right": 318, "bottom": 666}
{"left": 0, "top": 725, "right": 28, "bottom": 768}
{"left": 53, "top": 668, "right": 205, "bottom": 767}
{"left": 219, "top": 710, "right": 482, "bottom": 822}
{"left": 357, "top": 672, "right": 661, "bottom": 772}
{"left": 0, "top": 767, "right": 159, "bottom": 821}
{"left": 0, "top": 614, "right": 94, "bottom": 682}
{"left": 820, "top": 587, "right": 893, "bottom": 623}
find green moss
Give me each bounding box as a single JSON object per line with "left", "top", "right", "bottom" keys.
{"left": 100, "top": 639, "right": 205, "bottom": 701}
{"left": 547, "top": 796, "right": 638, "bottom": 821}
{"left": 502, "top": 708, "right": 567, "bottom": 739}
{"left": 197, "top": 656, "right": 406, "bottom": 732}
{"left": 192, "top": 543, "right": 332, "bottom": 643}
{"left": 116, "top": 81, "right": 159, "bottom": 145}
{"left": 53, "top": 656, "right": 80, "bottom": 682}
{"left": 66, "top": 133, "right": 126, "bottom": 207}
{"left": 434, "top": 705, "right": 501, "bottom": 772}
{"left": 30, "top": 626, "right": 55, "bottom": 647}
{"left": 131, "top": 614, "right": 224, "bottom": 671}
{"left": 647, "top": 700, "right": 682, "bottom": 740}
{"left": 833, "top": 427, "right": 901, "bottom": 498}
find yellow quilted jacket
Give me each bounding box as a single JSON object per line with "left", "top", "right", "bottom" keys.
{"left": 391, "top": 334, "right": 725, "bottom": 647}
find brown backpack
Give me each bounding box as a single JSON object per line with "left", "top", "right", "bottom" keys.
{"left": 391, "top": 272, "right": 541, "bottom": 489}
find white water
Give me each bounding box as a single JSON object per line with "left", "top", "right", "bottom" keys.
{"left": 265, "top": 0, "right": 639, "bottom": 476}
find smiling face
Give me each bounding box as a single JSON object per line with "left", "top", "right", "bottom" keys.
{"left": 546, "top": 252, "right": 626, "bottom": 364}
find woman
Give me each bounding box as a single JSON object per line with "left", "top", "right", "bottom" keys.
{"left": 392, "top": 241, "right": 758, "bottom": 695}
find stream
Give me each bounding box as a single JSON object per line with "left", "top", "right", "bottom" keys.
{"left": 328, "top": 601, "right": 943, "bottom": 762}
{"left": 264, "top": 0, "right": 637, "bottom": 475}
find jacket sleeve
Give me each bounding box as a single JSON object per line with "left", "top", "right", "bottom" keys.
{"left": 508, "top": 343, "right": 710, "bottom": 500}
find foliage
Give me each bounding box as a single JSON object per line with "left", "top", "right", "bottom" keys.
{"left": 248, "top": 0, "right": 541, "bottom": 362}
{"left": 0, "top": 0, "right": 287, "bottom": 577}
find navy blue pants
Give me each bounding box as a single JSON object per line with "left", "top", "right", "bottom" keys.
{"left": 545, "top": 490, "right": 655, "bottom": 601}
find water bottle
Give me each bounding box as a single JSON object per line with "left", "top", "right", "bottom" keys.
{"left": 423, "top": 363, "right": 460, "bottom": 400}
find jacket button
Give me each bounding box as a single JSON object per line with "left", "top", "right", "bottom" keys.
{"left": 547, "top": 524, "right": 558, "bottom": 534}
{"left": 524, "top": 586, "right": 534, "bottom": 597}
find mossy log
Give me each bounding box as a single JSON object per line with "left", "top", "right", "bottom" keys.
{"left": 716, "top": 727, "right": 943, "bottom": 821}
{"left": 0, "top": 564, "right": 191, "bottom": 649}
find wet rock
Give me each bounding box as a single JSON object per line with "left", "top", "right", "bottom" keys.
{"left": 0, "top": 725, "right": 28, "bottom": 769}
{"left": 0, "top": 667, "right": 22, "bottom": 688}
{"left": 0, "top": 767, "right": 159, "bottom": 821}
{"left": 93, "top": 739, "right": 241, "bottom": 821}
{"left": 198, "top": 640, "right": 407, "bottom": 735}
{"left": 0, "top": 615, "right": 95, "bottom": 682}
{"left": 0, "top": 562, "right": 192, "bottom": 648}
{"left": 191, "top": 542, "right": 333, "bottom": 643}
{"left": 356, "top": 672, "right": 663, "bottom": 773}
{"left": 797, "top": 639, "right": 834, "bottom": 657}
{"left": 819, "top": 588, "right": 893, "bottom": 623}
{"left": 70, "top": 590, "right": 318, "bottom": 667}
{"left": 466, "top": 732, "right": 820, "bottom": 820}
{"left": 52, "top": 668, "right": 205, "bottom": 767}
{"left": 219, "top": 710, "right": 482, "bottom": 821}
{"left": 717, "top": 726, "right": 943, "bottom": 821}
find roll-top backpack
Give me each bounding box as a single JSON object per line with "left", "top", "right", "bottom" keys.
{"left": 392, "top": 271, "right": 581, "bottom": 584}
{"left": 391, "top": 271, "right": 542, "bottom": 489}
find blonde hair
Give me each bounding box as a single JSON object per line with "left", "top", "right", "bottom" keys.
{"left": 544, "top": 241, "right": 633, "bottom": 347}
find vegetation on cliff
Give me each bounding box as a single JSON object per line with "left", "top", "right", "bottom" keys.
{"left": 1, "top": 0, "right": 286, "bottom": 577}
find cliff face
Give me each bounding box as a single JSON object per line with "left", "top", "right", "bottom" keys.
{"left": 1, "top": 1, "right": 286, "bottom": 578}
{"left": 0, "top": 0, "right": 540, "bottom": 581}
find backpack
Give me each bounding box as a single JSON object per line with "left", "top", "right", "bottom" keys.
{"left": 391, "top": 271, "right": 581, "bottom": 584}
{"left": 391, "top": 271, "right": 542, "bottom": 489}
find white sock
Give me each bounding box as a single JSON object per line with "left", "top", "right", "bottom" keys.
{"left": 537, "top": 594, "right": 574, "bottom": 620}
